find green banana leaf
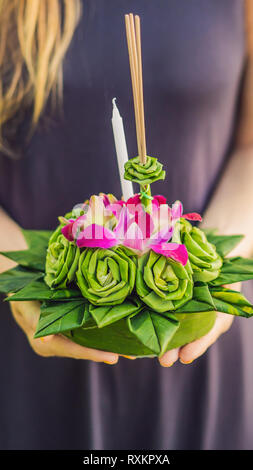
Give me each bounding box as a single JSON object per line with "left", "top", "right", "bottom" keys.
{"left": 6, "top": 279, "right": 83, "bottom": 302}
{"left": 0, "top": 249, "right": 46, "bottom": 272}
{"left": 202, "top": 228, "right": 218, "bottom": 236}
{"left": 127, "top": 310, "right": 180, "bottom": 356}
{"left": 22, "top": 229, "right": 53, "bottom": 251}
{"left": 167, "top": 311, "right": 216, "bottom": 350}
{"left": 33, "top": 297, "right": 143, "bottom": 337}
{"left": 0, "top": 266, "right": 43, "bottom": 294}
{"left": 0, "top": 229, "right": 52, "bottom": 272}
{"left": 62, "top": 309, "right": 216, "bottom": 356}
{"left": 124, "top": 156, "right": 166, "bottom": 185}
{"left": 89, "top": 297, "right": 142, "bottom": 327}
{"left": 33, "top": 289, "right": 218, "bottom": 356}
{"left": 2, "top": 228, "right": 253, "bottom": 357}
{"left": 210, "top": 257, "right": 253, "bottom": 285}
{"left": 34, "top": 300, "right": 92, "bottom": 338}
{"left": 32, "top": 285, "right": 217, "bottom": 356}
{"left": 65, "top": 317, "right": 158, "bottom": 356}
{"left": 205, "top": 233, "right": 244, "bottom": 257}
{"left": 210, "top": 286, "right": 253, "bottom": 318}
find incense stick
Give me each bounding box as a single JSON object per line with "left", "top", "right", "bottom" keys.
{"left": 125, "top": 14, "right": 142, "bottom": 158}
{"left": 135, "top": 15, "right": 147, "bottom": 162}
{"left": 125, "top": 13, "right": 147, "bottom": 165}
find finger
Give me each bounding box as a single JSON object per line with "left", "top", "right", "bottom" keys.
{"left": 179, "top": 313, "right": 233, "bottom": 364}
{"left": 224, "top": 282, "right": 241, "bottom": 291}
{"left": 11, "top": 300, "right": 41, "bottom": 332}
{"left": 32, "top": 334, "right": 119, "bottom": 364}
{"left": 11, "top": 302, "right": 30, "bottom": 332}
{"left": 120, "top": 355, "right": 136, "bottom": 360}
{"left": 39, "top": 335, "right": 54, "bottom": 343}
{"left": 158, "top": 348, "right": 180, "bottom": 367}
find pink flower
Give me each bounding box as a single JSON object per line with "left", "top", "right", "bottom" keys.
{"left": 76, "top": 224, "right": 118, "bottom": 249}
{"left": 112, "top": 196, "right": 178, "bottom": 254}
{"left": 183, "top": 212, "right": 202, "bottom": 222}
{"left": 61, "top": 219, "right": 76, "bottom": 242}
{"left": 61, "top": 195, "right": 118, "bottom": 245}
{"left": 60, "top": 193, "right": 200, "bottom": 266}
{"left": 150, "top": 242, "right": 188, "bottom": 266}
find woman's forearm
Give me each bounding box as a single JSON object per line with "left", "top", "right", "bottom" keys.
{"left": 0, "top": 207, "right": 27, "bottom": 273}
{"left": 201, "top": 146, "right": 253, "bottom": 257}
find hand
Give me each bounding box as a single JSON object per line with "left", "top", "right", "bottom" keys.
{"left": 158, "top": 283, "right": 241, "bottom": 367}
{"left": 10, "top": 300, "right": 119, "bottom": 364}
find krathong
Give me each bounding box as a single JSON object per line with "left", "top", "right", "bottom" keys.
{"left": 1, "top": 14, "right": 253, "bottom": 357}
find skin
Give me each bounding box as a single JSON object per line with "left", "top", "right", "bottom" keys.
{"left": 1, "top": 28, "right": 253, "bottom": 366}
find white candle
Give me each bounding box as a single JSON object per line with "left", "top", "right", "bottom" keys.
{"left": 111, "top": 98, "right": 134, "bottom": 201}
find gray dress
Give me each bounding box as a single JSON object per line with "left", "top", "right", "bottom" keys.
{"left": 0, "top": 0, "right": 252, "bottom": 449}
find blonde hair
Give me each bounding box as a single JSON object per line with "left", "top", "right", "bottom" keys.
{"left": 0, "top": 0, "right": 81, "bottom": 156}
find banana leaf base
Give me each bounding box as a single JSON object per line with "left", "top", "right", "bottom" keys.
{"left": 2, "top": 229, "right": 253, "bottom": 359}
{"left": 64, "top": 311, "right": 216, "bottom": 357}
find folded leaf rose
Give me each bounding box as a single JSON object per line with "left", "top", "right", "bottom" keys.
{"left": 76, "top": 246, "right": 136, "bottom": 305}
{"left": 180, "top": 219, "right": 223, "bottom": 282}
{"left": 45, "top": 226, "right": 80, "bottom": 289}
{"left": 124, "top": 156, "right": 165, "bottom": 185}
{"left": 136, "top": 250, "right": 193, "bottom": 313}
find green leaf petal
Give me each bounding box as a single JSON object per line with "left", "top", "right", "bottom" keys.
{"left": 62, "top": 309, "right": 215, "bottom": 356}
{"left": 0, "top": 249, "right": 47, "bottom": 272}
{"left": 0, "top": 266, "right": 43, "bottom": 294}
{"left": 172, "top": 283, "right": 216, "bottom": 314}
{"left": 127, "top": 309, "right": 162, "bottom": 355}
{"left": 124, "top": 156, "right": 166, "bottom": 185}
{"left": 205, "top": 234, "right": 244, "bottom": 257}
{"left": 22, "top": 230, "right": 53, "bottom": 250}
{"left": 89, "top": 297, "right": 142, "bottom": 328}
{"left": 1, "top": 230, "right": 53, "bottom": 272}
{"left": 127, "top": 309, "right": 179, "bottom": 356}
{"left": 68, "top": 318, "right": 158, "bottom": 356}
{"left": 6, "top": 279, "right": 83, "bottom": 302}
{"left": 174, "top": 299, "right": 214, "bottom": 313}
{"left": 210, "top": 287, "right": 253, "bottom": 317}
{"left": 34, "top": 300, "right": 90, "bottom": 338}
{"left": 136, "top": 252, "right": 193, "bottom": 312}
{"left": 76, "top": 247, "right": 136, "bottom": 305}
{"left": 210, "top": 257, "right": 253, "bottom": 286}
{"left": 150, "top": 312, "right": 180, "bottom": 356}
{"left": 180, "top": 223, "right": 222, "bottom": 282}
{"left": 45, "top": 226, "right": 80, "bottom": 289}
{"left": 192, "top": 283, "right": 216, "bottom": 308}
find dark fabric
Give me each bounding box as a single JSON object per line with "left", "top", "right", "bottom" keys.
{"left": 1, "top": 0, "right": 252, "bottom": 449}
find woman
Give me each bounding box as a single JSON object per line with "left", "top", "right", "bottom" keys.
{"left": 1, "top": 0, "right": 253, "bottom": 449}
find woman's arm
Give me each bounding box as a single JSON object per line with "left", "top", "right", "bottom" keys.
{"left": 201, "top": 145, "right": 253, "bottom": 257}
{"left": 0, "top": 207, "right": 119, "bottom": 364}
{"left": 159, "top": 50, "right": 253, "bottom": 367}
{"left": 159, "top": 146, "right": 253, "bottom": 367}
{"left": 0, "top": 207, "right": 28, "bottom": 273}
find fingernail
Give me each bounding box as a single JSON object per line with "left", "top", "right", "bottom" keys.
{"left": 180, "top": 358, "right": 194, "bottom": 364}
{"left": 123, "top": 355, "right": 136, "bottom": 360}
{"left": 104, "top": 356, "right": 118, "bottom": 365}
{"left": 160, "top": 361, "right": 174, "bottom": 368}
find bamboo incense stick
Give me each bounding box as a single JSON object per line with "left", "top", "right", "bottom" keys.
{"left": 135, "top": 15, "right": 147, "bottom": 162}
{"left": 125, "top": 13, "right": 147, "bottom": 165}
{"left": 125, "top": 14, "right": 142, "bottom": 158}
